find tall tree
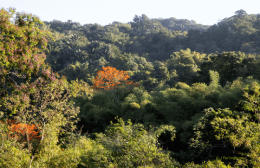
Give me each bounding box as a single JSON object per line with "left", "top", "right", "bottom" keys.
{"left": 0, "top": 7, "right": 93, "bottom": 167}
{"left": 92, "top": 66, "right": 139, "bottom": 103}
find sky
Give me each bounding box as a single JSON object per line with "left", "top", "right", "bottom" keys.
{"left": 1, "top": 0, "right": 259, "bottom": 26}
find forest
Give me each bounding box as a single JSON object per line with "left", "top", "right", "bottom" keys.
{"left": 1, "top": 7, "right": 260, "bottom": 167}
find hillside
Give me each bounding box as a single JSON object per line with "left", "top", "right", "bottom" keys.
{"left": 1, "top": 7, "right": 260, "bottom": 167}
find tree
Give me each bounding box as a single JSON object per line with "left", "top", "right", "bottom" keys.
{"left": 167, "top": 49, "right": 200, "bottom": 84}
{"left": 0, "top": 7, "right": 93, "bottom": 115}
{"left": 1, "top": 119, "right": 41, "bottom": 142}
{"left": 88, "top": 117, "right": 180, "bottom": 167}
{"left": 188, "top": 82, "right": 260, "bottom": 167}
{"left": 189, "top": 107, "right": 260, "bottom": 167}
{"left": 92, "top": 66, "right": 139, "bottom": 103}
{"left": 0, "top": 7, "right": 94, "bottom": 167}
{"left": 235, "top": 9, "right": 247, "bottom": 16}
{"left": 198, "top": 51, "right": 249, "bottom": 86}
{"left": 130, "top": 14, "right": 152, "bottom": 32}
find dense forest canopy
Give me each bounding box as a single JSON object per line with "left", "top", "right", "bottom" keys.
{"left": 1, "top": 7, "right": 260, "bottom": 167}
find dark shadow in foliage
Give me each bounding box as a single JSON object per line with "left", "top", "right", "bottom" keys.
{"left": 143, "top": 103, "right": 167, "bottom": 127}
{"left": 198, "top": 51, "right": 257, "bottom": 87}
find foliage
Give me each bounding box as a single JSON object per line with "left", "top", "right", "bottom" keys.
{"left": 1, "top": 119, "right": 41, "bottom": 142}
{"left": 189, "top": 86, "right": 260, "bottom": 167}
{"left": 198, "top": 51, "right": 257, "bottom": 86}
{"left": 2, "top": 6, "right": 260, "bottom": 167}
{"left": 182, "top": 158, "right": 232, "bottom": 168}
{"left": 57, "top": 60, "right": 94, "bottom": 84}
{"left": 92, "top": 66, "right": 139, "bottom": 92}
{"left": 92, "top": 65, "right": 139, "bottom": 114}
{"left": 91, "top": 117, "right": 181, "bottom": 167}
{"left": 0, "top": 7, "right": 93, "bottom": 167}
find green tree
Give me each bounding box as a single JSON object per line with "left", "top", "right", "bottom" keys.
{"left": 188, "top": 82, "right": 260, "bottom": 167}
{"left": 167, "top": 49, "right": 200, "bottom": 84}
{"left": 91, "top": 117, "right": 180, "bottom": 167}
{"left": 198, "top": 51, "right": 252, "bottom": 86}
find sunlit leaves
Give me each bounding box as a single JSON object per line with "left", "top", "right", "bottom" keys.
{"left": 1, "top": 119, "right": 41, "bottom": 142}
{"left": 190, "top": 107, "right": 260, "bottom": 167}
{"left": 0, "top": 7, "right": 95, "bottom": 167}
{"left": 92, "top": 66, "right": 139, "bottom": 93}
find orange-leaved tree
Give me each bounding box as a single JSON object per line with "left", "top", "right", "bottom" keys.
{"left": 92, "top": 66, "right": 139, "bottom": 103}
{"left": 1, "top": 119, "right": 41, "bottom": 142}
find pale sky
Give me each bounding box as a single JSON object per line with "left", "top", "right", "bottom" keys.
{"left": 1, "top": 0, "right": 259, "bottom": 26}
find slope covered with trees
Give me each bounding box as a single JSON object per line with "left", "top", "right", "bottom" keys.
{"left": 1, "top": 7, "right": 260, "bottom": 167}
